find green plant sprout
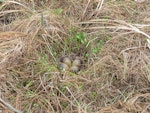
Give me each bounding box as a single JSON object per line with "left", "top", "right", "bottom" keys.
{"left": 92, "top": 39, "right": 104, "bottom": 54}
{"left": 55, "top": 8, "right": 63, "bottom": 15}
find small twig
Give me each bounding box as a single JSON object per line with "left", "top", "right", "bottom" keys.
{"left": 81, "top": 0, "right": 91, "bottom": 19}
{"left": 96, "top": 0, "right": 104, "bottom": 11}
{"left": 0, "top": 97, "right": 23, "bottom": 113}
{"left": 86, "top": 36, "right": 98, "bottom": 48}
{"left": 147, "top": 39, "right": 150, "bottom": 50}
{"left": 120, "top": 46, "right": 146, "bottom": 54}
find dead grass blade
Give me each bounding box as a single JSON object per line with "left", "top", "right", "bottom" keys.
{"left": 0, "top": 97, "right": 23, "bottom": 113}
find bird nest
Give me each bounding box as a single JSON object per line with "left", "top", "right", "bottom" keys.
{"left": 0, "top": 31, "right": 28, "bottom": 70}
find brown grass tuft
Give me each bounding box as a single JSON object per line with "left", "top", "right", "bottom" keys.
{"left": 0, "top": 31, "right": 29, "bottom": 71}
{"left": 0, "top": 0, "right": 150, "bottom": 113}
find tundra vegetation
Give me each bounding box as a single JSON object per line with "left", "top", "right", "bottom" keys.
{"left": 0, "top": 0, "right": 150, "bottom": 113}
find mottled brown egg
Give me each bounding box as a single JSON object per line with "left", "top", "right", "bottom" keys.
{"left": 60, "top": 56, "right": 71, "bottom": 67}
{"left": 59, "top": 63, "right": 69, "bottom": 71}
{"left": 70, "top": 66, "right": 80, "bottom": 73}
{"left": 72, "top": 58, "right": 82, "bottom": 67}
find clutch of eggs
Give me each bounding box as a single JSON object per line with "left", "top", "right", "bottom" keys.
{"left": 57, "top": 56, "right": 82, "bottom": 73}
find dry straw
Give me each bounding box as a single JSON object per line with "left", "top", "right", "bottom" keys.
{"left": 0, "top": 0, "right": 150, "bottom": 113}
{"left": 0, "top": 31, "right": 28, "bottom": 70}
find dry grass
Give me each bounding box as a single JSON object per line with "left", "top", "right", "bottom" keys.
{"left": 0, "top": 0, "right": 150, "bottom": 113}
